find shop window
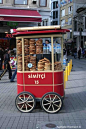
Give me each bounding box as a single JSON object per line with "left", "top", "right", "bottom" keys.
{"left": 14, "top": 0, "right": 27, "bottom": 5}
{"left": 0, "top": 0, "right": 2, "bottom": 4}
{"left": 39, "top": 0, "right": 47, "bottom": 7}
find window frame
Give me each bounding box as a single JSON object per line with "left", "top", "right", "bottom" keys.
{"left": 61, "top": 19, "right": 65, "bottom": 27}
{"left": 53, "top": 1, "right": 58, "bottom": 9}
{"left": 0, "top": 0, "right": 3, "bottom": 4}
{"left": 85, "top": 17, "right": 86, "bottom": 29}
{"left": 68, "top": 17, "right": 72, "bottom": 25}
{"left": 39, "top": 0, "right": 47, "bottom": 7}
{"left": 62, "top": 9, "right": 65, "bottom": 17}
{"left": 53, "top": 11, "right": 58, "bottom": 19}
{"left": 68, "top": 6, "right": 72, "bottom": 14}
{"left": 14, "top": 0, "right": 28, "bottom": 5}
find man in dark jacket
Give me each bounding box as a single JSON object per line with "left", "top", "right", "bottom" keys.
{"left": 0, "top": 46, "right": 3, "bottom": 70}
{"left": 4, "top": 49, "right": 12, "bottom": 79}
{"left": 73, "top": 47, "right": 77, "bottom": 59}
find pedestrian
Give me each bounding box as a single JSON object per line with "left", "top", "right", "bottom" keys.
{"left": 10, "top": 67, "right": 17, "bottom": 82}
{"left": 0, "top": 46, "right": 3, "bottom": 70}
{"left": 73, "top": 47, "right": 77, "bottom": 59}
{"left": 78, "top": 46, "right": 81, "bottom": 59}
{"left": 4, "top": 49, "right": 12, "bottom": 79}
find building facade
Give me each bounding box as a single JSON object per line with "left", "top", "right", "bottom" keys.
{"left": 60, "top": 0, "right": 73, "bottom": 46}
{"left": 0, "top": 0, "right": 51, "bottom": 50}
{"left": 60, "top": 0, "right": 86, "bottom": 50}
{"left": 73, "top": 0, "right": 86, "bottom": 49}
{"left": 0, "top": 0, "right": 51, "bottom": 33}
{"left": 50, "top": 0, "right": 60, "bottom": 25}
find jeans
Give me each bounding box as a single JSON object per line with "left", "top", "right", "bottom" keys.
{"left": 74, "top": 53, "right": 77, "bottom": 58}
{"left": 10, "top": 68, "right": 17, "bottom": 82}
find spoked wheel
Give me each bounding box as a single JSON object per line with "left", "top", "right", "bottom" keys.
{"left": 41, "top": 92, "right": 63, "bottom": 113}
{"left": 15, "top": 92, "right": 36, "bottom": 113}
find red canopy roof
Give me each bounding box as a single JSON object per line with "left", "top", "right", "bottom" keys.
{"left": 12, "top": 29, "right": 70, "bottom": 36}
{"left": 0, "top": 8, "right": 42, "bottom": 22}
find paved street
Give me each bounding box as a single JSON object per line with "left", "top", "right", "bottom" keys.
{"left": 0, "top": 56, "right": 86, "bottom": 129}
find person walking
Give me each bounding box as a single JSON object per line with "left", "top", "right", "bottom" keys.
{"left": 73, "top": 47, "right": 77, "bottom": 59}
{"left": 0, "top": 46, "right": 3, "bottom": 70}
{"left": 4, "top": 49, "right": 12, "bottom": 79}
{"left": 10, "top": 67, "right": 17, "bottom": 82}
{"left": 78, "top": 46, "right": 81, "bottom": 59}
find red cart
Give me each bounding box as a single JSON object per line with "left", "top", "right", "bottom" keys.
{"left": 13, "top": 25, "right": 69, "bottom": 113}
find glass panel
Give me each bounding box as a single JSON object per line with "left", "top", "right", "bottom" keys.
{"left": 53, "top": 2, "right": 55, "bottom": 9}
{"left": 17, "top": 39, "right": 22, "bottom": 71}
{"left": 40, "top": 0, "right": 46, "bottom": 6}
{"left": 53, "top": 37, "right": 62, "bottom": 71}
{"left": 53, "top": 11, "right": 55, "bottom": 19}
{"left": 15, "top": 0, "right": 27, "bottom": 4}
{"left": 56, "top": 11, "right": 58, "bottom": 18}
{"left": 24, "top": 37, "right": 52, "bottom": 71}
{"left": 0, "top": 0, "right": 2, "bottom": 3}
{"left": 56, "top": 1, "right": 58, "bottom": 8}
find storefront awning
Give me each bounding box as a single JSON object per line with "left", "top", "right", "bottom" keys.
{"left": 0, "top": 8, "right": 42, "bottom": 22}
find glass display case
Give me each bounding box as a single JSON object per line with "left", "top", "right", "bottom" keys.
{"left": 17, "top": 36, "right": 63, "bottom": 72}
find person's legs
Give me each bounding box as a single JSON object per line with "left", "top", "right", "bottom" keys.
{"left": 74, "top": 53, "right": 75, "bottom": 59}
{"left": 0, "top": 61, "right": 2, "bottom": 70}
{"left": 10, "top": 68, "right": 17, "bottom": 82}
{"left": 8, "top": 64, "right": 12, "bottom": 79}
{"left": 78, "top": 54, "right": 80, "bottom": 59}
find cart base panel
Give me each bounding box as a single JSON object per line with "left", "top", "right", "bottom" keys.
{"left": 17, "top": 84, "right": 64, "bottom": 98}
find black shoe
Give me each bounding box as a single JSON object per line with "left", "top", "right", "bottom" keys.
{"left": 10, "top": 81, "right": 15, "bottom": 82}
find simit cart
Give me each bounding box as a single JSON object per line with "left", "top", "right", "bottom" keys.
{"left": 13, "top": 25, "right": 69, "bottom": 113}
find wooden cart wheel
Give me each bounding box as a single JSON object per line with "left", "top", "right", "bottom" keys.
{"left": 15, "top": 92, "right": 36, "bottom": 113}
{"left": 41, "top": 92, "right": 63, "bottom": 113}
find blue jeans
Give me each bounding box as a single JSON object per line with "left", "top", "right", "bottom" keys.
{"left": 74, "top": 53, "right": 77, "bottom": 58}
{"left": 10, "top": 68, "right": 17, "bottom": 82}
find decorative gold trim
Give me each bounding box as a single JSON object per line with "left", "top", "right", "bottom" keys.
{"left": 17, "top": 70, "right": 63, "bottom": 73}
{"left": 61, "top": 37, "right": 63, "bottom": 70}
{"left": 22, "top": 38, "right": 25, "bottom": 91}
{"left": 17, "top": 83, "right": 63, "bottom": 86}
{"left": 16, "top": 35, "right": 62, "bottom": 39}
{"left": 51, "top": 36, "right": 54, "bottom": 92}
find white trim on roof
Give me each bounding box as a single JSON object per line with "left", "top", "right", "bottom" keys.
{"left": 0, "top": 14, "right": 42, "bottom": 18}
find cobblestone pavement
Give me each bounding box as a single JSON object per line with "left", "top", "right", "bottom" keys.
{"left": 0, "top": 56, "right": 86, "bottom": 129}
